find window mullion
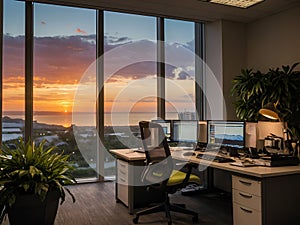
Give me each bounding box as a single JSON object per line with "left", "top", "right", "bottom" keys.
{"left": 157, "top": 17, "right": 165, "bottom": 120}
{"left": 25, "top": 1, "right": 34, "bottom": 143}
{"left": 195, "top": 22, "right": 205, "bottom": 121}
{"left": 0, "top": 0, "right": 3, "bottom": 147}
{"left": 96, "top": 9, "right": 104, "bottom": 181}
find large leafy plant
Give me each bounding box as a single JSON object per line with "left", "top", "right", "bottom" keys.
{"left": 0, "top": 138, "right": 76, "bottom": 210}
{"left": 231, "top": 63, "right": 300, "bottom": 138}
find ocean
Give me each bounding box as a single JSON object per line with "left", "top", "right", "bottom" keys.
{"left": 3, "top": 111, "right": 179, "bottom": 127}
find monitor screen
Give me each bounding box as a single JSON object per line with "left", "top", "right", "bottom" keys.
{"left": 172, "top": 120, "right": 199, "bottom": 143}
{"left": 151, "top": 120, "right": 171, "bottom": 140}
{"left": 207, "top": 120, "right": 245, "bottom": 149}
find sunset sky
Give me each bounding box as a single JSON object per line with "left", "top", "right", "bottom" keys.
{"left": 3, "top": 0, "right": 196, "bottom": 115}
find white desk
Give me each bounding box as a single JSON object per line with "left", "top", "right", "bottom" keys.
{"left": 110, "top": 149, "right": 300, "bottom": 225}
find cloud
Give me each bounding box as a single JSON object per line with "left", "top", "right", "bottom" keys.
{"left": 112, "top": 61, "right": 156, "bottom": 77}
{"left": 76, "top": 28, "right": 87, "bottom": 34}
{"left": 3, "top": 35, "right": 25, "bottom": 77}
{"left": 106, "top": 36, "right": 131, "bottom": 44}
{"left": 3, "top": 34, "right": 195, "bottom": 87}
{"left": 2, "top": 76, "right": 24, "bottom": 91}
{"left": 171, "top": 67, "right": 192, "bottom": 80}
{"left": 33, "top": 35, "right": 96, "bottom": 83}
{"left": 184, "top": 39, "right": 195, "bottom": 52}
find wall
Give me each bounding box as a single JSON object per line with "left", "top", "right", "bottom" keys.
{"left": 205, "top": 20, "right": 246, "bottom": 120}
{"left": 247, "top": 5, "right": 300, "bottom": 71}
{"left": 205, "top": 20, "right": 224, "bottom": 120}
{"left": 222, "top": 21, "right": 247, "bottom": 120}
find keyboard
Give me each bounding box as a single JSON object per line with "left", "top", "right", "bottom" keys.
{"left": 196, "top": 153, "right": 235, "bottom": 163}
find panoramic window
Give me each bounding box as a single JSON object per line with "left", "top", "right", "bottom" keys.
{"left": 103, "top": 11, "right": 157, "bottom": 178}
{"left": 33, "top": 3, "right": 97, "bottom": 179}
{"left": 2, "top": 0, "right": 25, "bottom": 145}
{"left": 165, "top": 19, "right": 196, "bottom": 120}
{"left": 1, "top": 2, "right": 203, "bottom": 182}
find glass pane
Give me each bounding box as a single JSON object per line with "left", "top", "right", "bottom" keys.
{"left": 33, "top": 3, "right": 97, "bottom": 180}
{"left": 2, "top": 0, "right": 25, "bottom": 145}
{"left": 165, "top": 19, "right": 196, "bottom": 120}
{"left": 103, "top": 11, "right": 157, "bottom": 178}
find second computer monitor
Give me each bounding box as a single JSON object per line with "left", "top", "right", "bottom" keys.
{"left": 151, "top": 120, "right": 172, "bottom": 140}
{"left": 207, "top": 120, "right": 245, "bottom": 149}
{"left": 172, "top": 120, "right": 199, "bottom": 143}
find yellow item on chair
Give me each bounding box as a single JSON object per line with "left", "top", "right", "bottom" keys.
{"left": 168, "top": 170, "right": 201, "bottom": 186}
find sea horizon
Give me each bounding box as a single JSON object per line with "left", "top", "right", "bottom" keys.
{"left": 3, "top": 111, "right": 179, "bottom": 127}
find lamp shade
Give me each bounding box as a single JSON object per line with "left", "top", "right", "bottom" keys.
{"left": 259, "top": 102, "right": 280, "bottom": 120}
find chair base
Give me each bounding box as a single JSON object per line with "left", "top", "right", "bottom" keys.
{"left": 132, "top": 194, "right": 198, "bottom": 225}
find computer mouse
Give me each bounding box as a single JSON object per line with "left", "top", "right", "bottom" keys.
{"left": 183, "top": 151, "right": 195, "bottom": 156}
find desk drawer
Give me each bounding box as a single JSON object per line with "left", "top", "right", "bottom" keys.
{"left": 117, "top": 168, "right": 128, "bottom": 182}
{"left": 118, "top": 159, "right": 129, "bottom": 171}
{"left": 232, "top": 175, "right": 261, "bottom": 196}
{"left": 117, "top": 174, "right": 129, "bottom": 185}
{"left": 233, "top": 189, "right": 261, "bottom": 211}
{"left": 233, "top": 202, "right": 262, "bottom": 225}
{"left": 117, "top": 160, "right": 129, "bottom": 185}
{"left": 117, "top": 183, "right": 129, "bottom": 206}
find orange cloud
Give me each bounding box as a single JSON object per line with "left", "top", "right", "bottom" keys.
{"left": 76, "top": 28, "right": 87, "bottom": 34}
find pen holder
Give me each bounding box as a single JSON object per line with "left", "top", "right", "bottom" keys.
{"left": 295, "top": 141, "right": 300, "bottom": 158}
{"left": 288, "top": 140, "right": 300, "bottom": 157}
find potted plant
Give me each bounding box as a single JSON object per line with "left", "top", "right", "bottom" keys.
{"left": 0, "top": 138, "right": 76, "bottom": 225}
{"left": 231, "top": 63, "right": 300, "bottom": 139}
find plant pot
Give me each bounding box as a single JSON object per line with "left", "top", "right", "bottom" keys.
{"left": 7, "top": 190, "right": 60, "bottom": 225}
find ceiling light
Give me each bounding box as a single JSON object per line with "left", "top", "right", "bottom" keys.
{"left": 207, "top": 0, "right": 264, "bottom": 8}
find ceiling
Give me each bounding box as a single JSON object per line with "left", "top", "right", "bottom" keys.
{"left": 31, "top": 0, "right": 300, "bottom": 23}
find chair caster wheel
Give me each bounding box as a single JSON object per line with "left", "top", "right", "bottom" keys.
{"left": 192, "top": 215, "right": 198, "bottom": 223}
{"left": 133, "top": 215, "right": 139, "bottom": 224}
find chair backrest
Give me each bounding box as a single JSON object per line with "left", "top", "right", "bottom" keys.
{"left": 139, "top": 121, "right": 173, "bottom": 185}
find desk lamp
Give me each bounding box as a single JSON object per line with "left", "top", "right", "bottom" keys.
{"left": 259, "top": 102, "right": 280, "bottom": 121}
{"left": 259, "top": 102, "right": 290, "bottom": 153}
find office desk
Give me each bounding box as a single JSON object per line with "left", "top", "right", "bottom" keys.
{"left": 110, "top": 149, "right": 300, "bottom": 225}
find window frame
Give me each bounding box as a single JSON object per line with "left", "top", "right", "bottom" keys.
{"left": 0, "top": 1, "right": 205, "bottom": 181}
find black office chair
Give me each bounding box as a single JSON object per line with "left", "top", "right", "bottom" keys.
{"left": 133, "top": 121, "right": 200, "bottom": 225}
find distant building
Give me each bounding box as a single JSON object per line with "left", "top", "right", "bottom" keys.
{"left": 178, "top": 111, "right": 197, "bottom": 120}
{"left": 2, "top": 122, "right": 24, "bottom": 142}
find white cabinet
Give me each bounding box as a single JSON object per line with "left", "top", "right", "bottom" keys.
{"left": 117, "top": 159, "right": 129, "bottom": 206}
{"left": 232, "top": 175, "right": 262, "bottom": 225}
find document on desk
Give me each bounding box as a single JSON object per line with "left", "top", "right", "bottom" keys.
{"left": 230, "top": 162, "right": 258, "bottom": 167}
{"left": 230, "top": 159, "right": 266, "bottom": 167}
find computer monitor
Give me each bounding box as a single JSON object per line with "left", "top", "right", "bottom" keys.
{"left": 172, "top": 120, "right": 199, "bottom": 143}
{"left": 198, "top": 121, "right": 207, "bottom": 143}
{"left": 151, "top": 120, "right": 172, "bottom": 140}
{"left": 207, "top": 120, "right": 245, "bottom": 149}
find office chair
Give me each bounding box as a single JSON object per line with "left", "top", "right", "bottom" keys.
{"left": 133, "top": 121, "right": 201, "bottom": 225}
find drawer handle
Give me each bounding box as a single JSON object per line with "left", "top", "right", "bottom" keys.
{"left": 239, "top": 180, "right": 252, "bottom": 186}
{"left": 240, "top": 206, "right": 253, "bottom": 214}
{"left": 239, "top": 192, "right": 253, "bottom": 199}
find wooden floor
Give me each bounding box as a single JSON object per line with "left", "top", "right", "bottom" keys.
{"left": 3, "top": 181, "right": 233, "bottom": 225}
